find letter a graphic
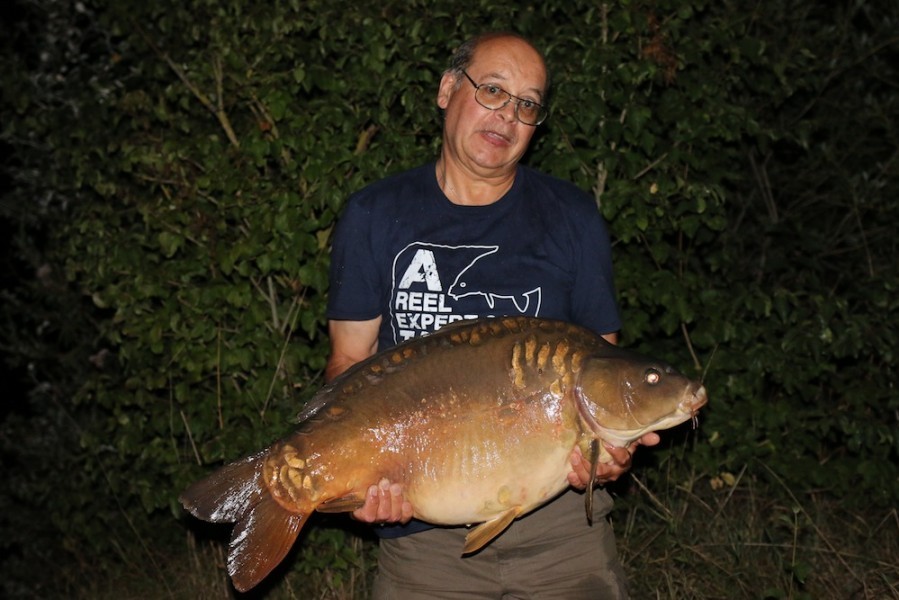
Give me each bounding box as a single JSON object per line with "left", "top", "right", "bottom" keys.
{"left": 398, "top": 249, "right": 442, "bottom": 291}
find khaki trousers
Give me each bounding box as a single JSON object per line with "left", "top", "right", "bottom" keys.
{"left": 371, "top": 489, "right": 627, "bottom": 600}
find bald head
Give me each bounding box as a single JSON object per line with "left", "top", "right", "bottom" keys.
{"left": 447, "top": 32, "right": 550, "bottom": 98}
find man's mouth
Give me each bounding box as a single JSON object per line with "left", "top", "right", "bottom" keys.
{"left": 480, "top": 129, "right": 513, "bottom": 145}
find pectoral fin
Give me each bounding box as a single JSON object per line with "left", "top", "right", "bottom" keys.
{"left": 315, "top": 493, "right": 366, "bottom": 513}
{"left": 463, "top": 507, "right": 522, "bottom": 555}
{"left": 585, "top": 438, "right": 600, "bottom": 525}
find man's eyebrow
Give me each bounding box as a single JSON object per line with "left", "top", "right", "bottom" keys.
{"left": 480, "top": 71, "right": 545, "bottom": 102}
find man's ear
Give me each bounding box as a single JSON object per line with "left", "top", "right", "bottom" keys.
{"left": 436, "top": 71, "right": 458, "bottom": 110}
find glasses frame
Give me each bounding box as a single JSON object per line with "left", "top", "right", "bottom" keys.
{"left": 460, "top": 70, "right": 548, "bottom": 127}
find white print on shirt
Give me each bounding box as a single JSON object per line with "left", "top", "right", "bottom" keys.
{"left": 389, "top": 242, "right": 543, "bottom": 343}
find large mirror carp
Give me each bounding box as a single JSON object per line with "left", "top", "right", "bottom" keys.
{"left": 180, "top": 316, "right": 708, "bottom": 591}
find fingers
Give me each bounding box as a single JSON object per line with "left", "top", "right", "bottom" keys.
{"left": 399, "top": 498, "right": 414, "bottom": 523}
{"left": 604, "top": 442, "right": 632, "bottom": 469}
{"left": 350, "top": 485, "right": 378, "bottom": 522}
{"left": 569, "top": 440, "right": 644, "bottom": 490}
{"left": 567, "top": 449, "right": 591, "bottom": 490}
{"left": 639, "top": 432, "right": 661, "bottom": 447}
{"left": 351, "top": 478, "right": 412, "bottom": 524}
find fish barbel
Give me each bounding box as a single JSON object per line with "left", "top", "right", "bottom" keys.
{"left": 180, "top": 317, "right": 707, "bottom": 591}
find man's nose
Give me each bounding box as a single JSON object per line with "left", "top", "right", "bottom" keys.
{"left": 496, "top": 99, "right": 517, "bottom": 122}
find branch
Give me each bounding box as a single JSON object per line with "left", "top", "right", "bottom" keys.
{"left": 633, "top": 152, "right": 669, "bottom": 180}
{"left": 134, "top": 23, "right": 240, "bottom": 148}
{"left": 680, "top": 322, "right": 703, "bottom": 371}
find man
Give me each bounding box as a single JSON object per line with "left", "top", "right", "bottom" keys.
{"left": 326, "top": 31, "right": 657, "bottom": 599}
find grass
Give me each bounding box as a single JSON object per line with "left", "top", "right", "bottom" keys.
{"left": 617, "top": 467, "right": 899, "bottom": 599}
{"left": 59, "top": 471, "right": 899, "bottom": 600}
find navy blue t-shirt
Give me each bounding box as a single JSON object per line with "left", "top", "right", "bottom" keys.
{"left": 328, "top": 163, "right": 621, "bottom": 344}
{"left": 326, "top": 162, "right": 621, "bottom": 537}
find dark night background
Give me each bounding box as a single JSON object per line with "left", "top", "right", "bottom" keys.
{"left": 1, "top": 0, "right": 897, "bottom": 597}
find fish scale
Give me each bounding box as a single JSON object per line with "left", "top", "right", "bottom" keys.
{"left": 180, "top": 316, "right": 707, "bottom": 592}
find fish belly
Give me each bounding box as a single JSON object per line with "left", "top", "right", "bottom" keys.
{"left": 406, "top": 435, "right": 574, "bottom": 525}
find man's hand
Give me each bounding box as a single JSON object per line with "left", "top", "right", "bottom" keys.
{"left": 351, "top": 478, "right": 414, "bottom": 524}
{"left": 567, "top": 433, "right": 661, "bottom": 489}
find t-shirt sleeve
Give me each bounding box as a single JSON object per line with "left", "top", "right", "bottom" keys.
{"left": 569, "top": 202, "right": 622, "bottom": 335}
{"left": 326, "top": 196, "right": 384, "bottom": 321}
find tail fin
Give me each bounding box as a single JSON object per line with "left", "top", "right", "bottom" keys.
{"left": 227, "top": 494, "right": 305, "bottom": 592}
{"left": 180, "top": 450, "right": 268, "bottom": 523}
{"left": 179, "top": 450, "right": 309, "bottom": 592}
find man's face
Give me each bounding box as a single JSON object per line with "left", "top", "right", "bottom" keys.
{"left": 437, "top": 36, "right": 547, "bottom": 178}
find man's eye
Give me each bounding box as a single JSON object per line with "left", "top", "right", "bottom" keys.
{"left": 485, "top": 85, "right": 503, "bottom": 96}
{"left": 520, "top": 100, "right": 536, "bottom": 110}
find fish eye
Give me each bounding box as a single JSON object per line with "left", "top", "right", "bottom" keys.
{"left": 645, "top": 368, "right": 661, "bottom": 385}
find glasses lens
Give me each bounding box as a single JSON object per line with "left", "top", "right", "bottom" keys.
{"left": 474, "top": 83, "right": 547, "bottom": 126}
{"left": 475, "top": 85, "right": 508, "bottom": 109}
{"left": 517, "top": 102, "right": 542, "bottom": 126}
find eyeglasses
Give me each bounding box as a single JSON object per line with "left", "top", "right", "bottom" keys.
{"left": 460, "top": 70, "right": 549, "bottom": 126}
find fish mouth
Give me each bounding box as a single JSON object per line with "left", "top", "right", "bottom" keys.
{"left": 689, "top": 385, "right": 708, "bottom": 410}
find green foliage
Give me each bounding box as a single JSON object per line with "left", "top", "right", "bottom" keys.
{"left": 1, "top": 0, "right": 897, "bottom": 596}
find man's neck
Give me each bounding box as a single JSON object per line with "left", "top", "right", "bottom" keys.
{"left": 435, "top": 155, "right": 516, "bottom": 206}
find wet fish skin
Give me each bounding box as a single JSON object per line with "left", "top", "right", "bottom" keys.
{"left": 180, "top": 316, "right": 707, "bottom": 592}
